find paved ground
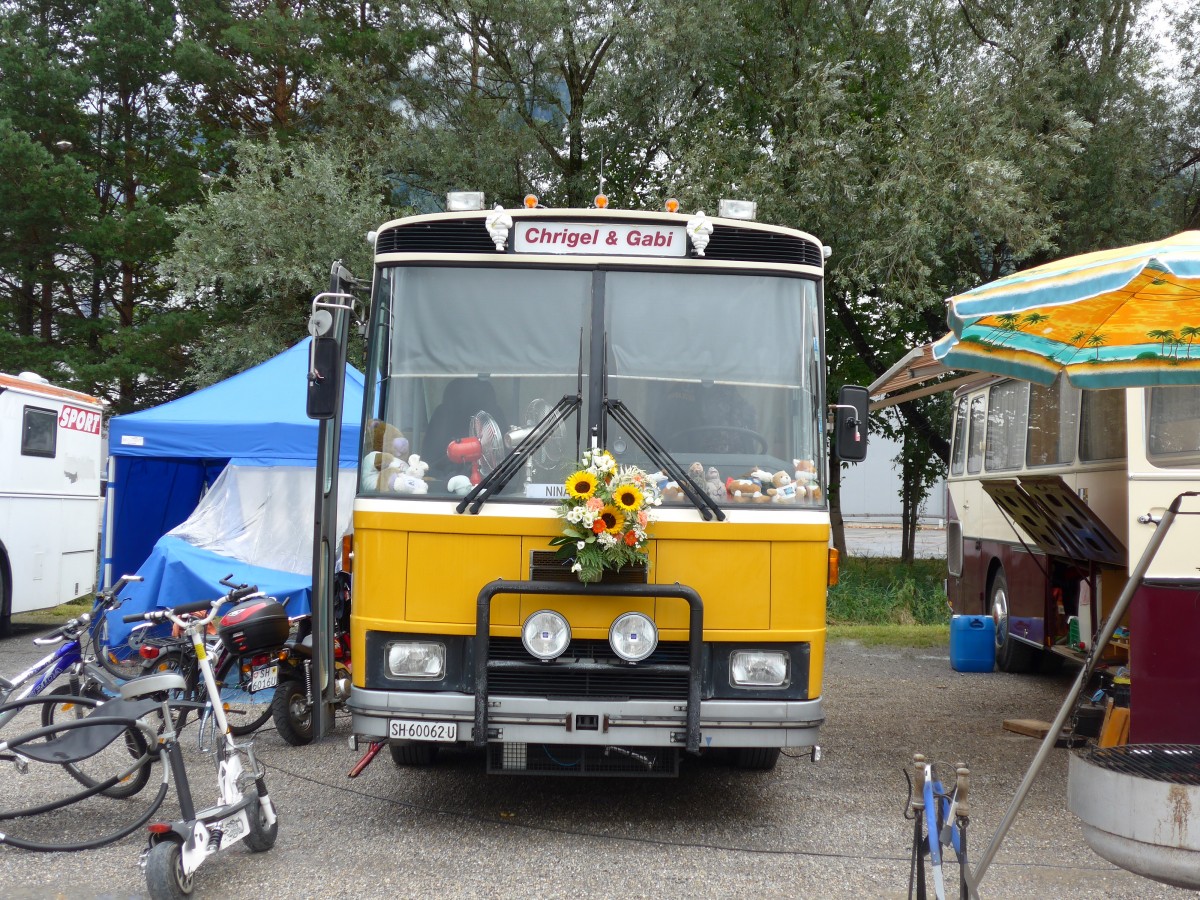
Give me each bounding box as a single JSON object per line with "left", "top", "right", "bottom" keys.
{"left": 843, "top": 524, "right": 946, "bottom": 560}
{"left": 0, "top": 617, "right": 1190, "bottom": 899}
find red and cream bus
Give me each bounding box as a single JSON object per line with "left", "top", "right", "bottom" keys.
{"left": 946, "top": 376, "right": 1200, "bottom": 742}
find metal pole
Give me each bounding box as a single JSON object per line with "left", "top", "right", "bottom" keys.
{"left": 971, "top": 491, "right": 1195, "bottom": 884}
{"left": 309, "top": 263, "right": 352, "bottom": 740}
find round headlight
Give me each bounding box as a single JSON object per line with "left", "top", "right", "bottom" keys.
{"left": 521, "top": 610, "right": 571, "bottom": 661}
{"left": 609, "top": 612, "right": 657, "bottom": 662}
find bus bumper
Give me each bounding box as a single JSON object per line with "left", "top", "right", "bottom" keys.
{"left": 349, "top": 686, "right": 824, "bottom": 750}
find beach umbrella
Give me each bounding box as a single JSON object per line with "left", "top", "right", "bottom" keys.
{"left": 933, "top": 231, "right": 1200, "bottom": 388}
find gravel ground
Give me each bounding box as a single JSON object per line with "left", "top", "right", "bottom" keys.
{"left": 0, "top": 620, "right": 1193, "bottom": 900}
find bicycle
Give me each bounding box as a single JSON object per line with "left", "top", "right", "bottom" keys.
{"left": 906, "top": 753, "right": 978, "bottom": 900}
{"left": 0, "top": 587, "right": 279, "bottom": 897}
{"left": 139, "top": 576, "right": 280, "bottom": 740}
{"left": 0, "top": 574, "right": 154, "bottom": 798}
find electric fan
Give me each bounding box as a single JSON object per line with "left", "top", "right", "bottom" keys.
{"left": 502, "top": 398, "right": 571, "bottom": 482}
{"left": 446, "top": 411, "right": 505, "bottom": 484}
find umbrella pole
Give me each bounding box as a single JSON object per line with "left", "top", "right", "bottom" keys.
{"left": 971, "top": 490, "right": 1197, "bottom": 887}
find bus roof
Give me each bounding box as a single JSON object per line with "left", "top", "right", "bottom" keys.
{"left": 0, "top": 372, "right": 104, "bottom": 407}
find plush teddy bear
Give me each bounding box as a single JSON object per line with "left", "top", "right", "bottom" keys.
{"left": 726, "top": 477, "right": 769, "bottom": 502}
{"left": 447, "top": 474, "right": 472, "bottom": 496}
{"left": 365, "top": 418, "right": 410, "bottom": 459}
{"left": 704, "top": 466, "right": 725, "bottom": 502}
{"left": 387, "top": 454, "right": 430, "bottom": 494}
{"left": 361, "top": 450, "right": 400, "bottom": 491}
{"left": 361, "top": 419, "right": 411, "bottom": 491}
{"left": 792, "top": 458, "right": 821, "bottom": 503}
{"left": 767, "top": 470, "right": 797, "bottom": 503}
{"left": 660, "top": 481, "right": 686, "bottom": 502}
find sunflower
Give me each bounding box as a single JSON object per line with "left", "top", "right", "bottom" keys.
{"left": 613, "top": 483, "right": 643, "bottom": 512}
{"left": 565, "top": 470, "right": 598, "bottom": 499}
{"left": 597, "top": 505, "right": 622, "bottom": 534}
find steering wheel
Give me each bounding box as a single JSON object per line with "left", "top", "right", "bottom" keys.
{"left": 666, "top": 425, "right": 768, "bottom": 454}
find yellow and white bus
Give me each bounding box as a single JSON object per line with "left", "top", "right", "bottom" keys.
{"left": 341, "top": 195, "right": 866, "bottom": 775}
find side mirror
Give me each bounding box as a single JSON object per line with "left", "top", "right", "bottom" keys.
{"left": 307, "top": 336, "right": 340, "bottom": 420}
{"left": 833, "top": 385, "right": 869, "bottom": 463}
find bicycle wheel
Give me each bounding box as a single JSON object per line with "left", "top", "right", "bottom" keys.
{"left": 41, "top": 684, "right": 153, "bottom": 799}
{"left": 214, "top": 654, "right": 273, "bottom": 736}
{"left": 94, "top": 610, "right": 149, "bottom": 681}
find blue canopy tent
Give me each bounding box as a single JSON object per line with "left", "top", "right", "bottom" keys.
{"left": 102, "top": 339, "right": 364, "bottom": 640}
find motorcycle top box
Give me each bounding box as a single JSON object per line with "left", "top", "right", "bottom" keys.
{"left": 218, "top": 598, "right": 289, "bottom": 655}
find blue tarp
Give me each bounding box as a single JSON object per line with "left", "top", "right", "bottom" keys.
{"left": 103, "top": 338, "right": 363, "bottom": 610}
{"left": 111, "top": 536, "right": 315, "bottom": 645}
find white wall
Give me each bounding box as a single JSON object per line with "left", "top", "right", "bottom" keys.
{"left": 839, "top": 431, "right": 946, "bottom": 525}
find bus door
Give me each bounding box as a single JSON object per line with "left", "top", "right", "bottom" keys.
{"left": 1124, "top": 387, "right": 1200, "bottom": 743}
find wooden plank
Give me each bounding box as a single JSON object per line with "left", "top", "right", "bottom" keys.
{"left": 1003, "top": 719, "right": 1051, "bottom": 738}
{"left": 1099, "top": 707, "right": 1130, "bottom": 748}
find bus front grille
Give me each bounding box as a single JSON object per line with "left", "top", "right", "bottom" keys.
{"left": 376, "top": 221, "right": 497, "bottom": 255}
{"left": 486, "top": 638, "right": 691, "bottom": 701}
{"left": 705, "top": 225, "right": 825, "bottom": 267}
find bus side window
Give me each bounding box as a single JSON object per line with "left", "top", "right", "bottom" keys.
{"left": 1026, "top": 376, "right": 1079, "bottom": 467}
{"left": 966, "top": 395, "right": 986, "bottom": 475}
{"left": 985, "top": 381, "right": 1028, "bottom": 471}
{"left": 1147, "top": 385, "right": 1200, "bottom": 466}
{"left": 950, "top": 398, "right": 969, "bottom": 476}
{"left": 1079, "top": 389, "right": 1126, "bottom": 461}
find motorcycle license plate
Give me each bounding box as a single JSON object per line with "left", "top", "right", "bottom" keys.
{"left": 389, "top": 719, "right": 457, "bottom": 742}
{"left": 249, "top": 664, "right": 278, "bottom": 692}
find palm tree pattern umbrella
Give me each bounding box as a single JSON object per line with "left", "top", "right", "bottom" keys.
{"left": 933, "top": 231, "right": 1200, "bottom": 388}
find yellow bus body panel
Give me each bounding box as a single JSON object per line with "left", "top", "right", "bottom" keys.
{"left": 351, "top": 509, "right": 828, "bottom": 697}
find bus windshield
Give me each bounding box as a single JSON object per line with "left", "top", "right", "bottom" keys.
{"left": 362, "top": 264, "right": 825, "bottom": 504}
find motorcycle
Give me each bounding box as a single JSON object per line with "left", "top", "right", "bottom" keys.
{"left": 268, "top": 573, "right": 352, "bottom": 746}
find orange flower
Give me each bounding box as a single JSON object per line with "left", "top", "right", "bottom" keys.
{"left": 592, "top": 519, "right": 607, "bottom": 534}
{"left": 623, "top": 531, "right": 639, "bottom": 547}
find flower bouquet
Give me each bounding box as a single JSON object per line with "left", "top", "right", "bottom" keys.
{"left": 549, "top": 449, "right": 661, "bottom": 583}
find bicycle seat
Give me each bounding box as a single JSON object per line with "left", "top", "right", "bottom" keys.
{"left": 18, "top": 697, "right": 160, "bottom": 765}
{"left": 118, "top": 671, "right": 187, "bottom": 699}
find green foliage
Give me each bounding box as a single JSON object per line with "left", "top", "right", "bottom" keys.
{"left": 827, "top": 557, "right": 949, "bottom": 626}
{"left": 163, "top": 137, "right": 391, "bottom": 387}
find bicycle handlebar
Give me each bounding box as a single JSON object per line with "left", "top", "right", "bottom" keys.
{"left": 119, "top": 584, "right": 264, "bottom": 627}
{"left": 33, "top": 612, "right": 94, "bottom": 645}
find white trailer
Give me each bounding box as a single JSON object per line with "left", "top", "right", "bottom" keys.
{"left": 0, "top": 372, "right": 104, "bottom": 633}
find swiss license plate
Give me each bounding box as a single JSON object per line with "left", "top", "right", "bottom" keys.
{"left": 389, "top": 719, "right": 457, "bottom": 742}
{"left": 249, "top": 664, "right": 278, "bottom": 692}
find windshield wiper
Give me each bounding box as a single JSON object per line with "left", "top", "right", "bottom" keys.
{"left": 605, "top": 398, "right": 726, "bottom": 522}
{"left": 458, "top": 330, "right": 585, "bottom": 515}
{"left": 456, "top": 394, "right": 582, "bottom": 514}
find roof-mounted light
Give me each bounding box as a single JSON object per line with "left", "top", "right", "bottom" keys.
{"left": 664, "top": 198, "right": 680, "bottom": 214}
{"left": 523, "top": 193, "right": 540, "bottom": 209}
{"left": 593, "top": 193, "right": 609, "bottom": 209}
{"left": 446, "top": 191, "right": 485, "bottom": 211}
{"left": 718, "top": 199, "right": 757, "bottom": 221}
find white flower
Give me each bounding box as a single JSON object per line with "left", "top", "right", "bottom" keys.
{"left": 571, "top": 561, "right": 582, "bottom": 573}
{"left": 566, "top": 506, "right": 585, "bottom": 524}
{"left": 597, "top": 532, "right": 618, "bottom": 548}
{"left": 576, "top": 540, "right": 585, "bottom": 550}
